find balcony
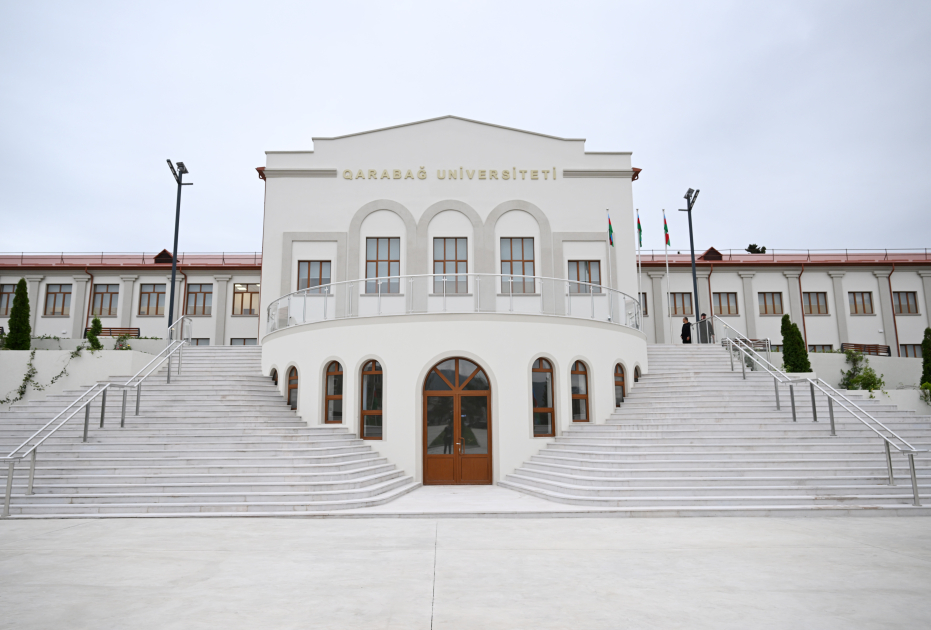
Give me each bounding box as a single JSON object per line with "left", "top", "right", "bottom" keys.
{"left": 265, "top": 274, "right": 643, "bottom": 336}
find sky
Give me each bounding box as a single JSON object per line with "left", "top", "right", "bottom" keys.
{"left": 0, "top": 0, "right": 928, "bottom": 255}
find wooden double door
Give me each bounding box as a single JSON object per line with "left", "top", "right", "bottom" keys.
{"left": 423, "top": 358, "right": 492, "bottom": 485}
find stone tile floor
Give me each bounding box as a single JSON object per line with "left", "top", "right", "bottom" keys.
{"left": 2, "top": 509, "right": 930, "bottom": 629}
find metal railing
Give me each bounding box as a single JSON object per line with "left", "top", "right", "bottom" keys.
{"left": 1, "top": 316, "right": 193, "bottom": 517}
{"left": 714, "top": 316, "right": 925, "bottom": 506}
{"left": 265, "top": 273, "right": 643, "bottom": 335}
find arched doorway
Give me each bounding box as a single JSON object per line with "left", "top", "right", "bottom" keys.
{"left": 614, "top": 364, "right": 626, "bottom": 406}
{"left": 423, "top": 357, "right": 492, "bottom": 485}
{"left": 287, "top": 367, "right": 298, "bottom": 410}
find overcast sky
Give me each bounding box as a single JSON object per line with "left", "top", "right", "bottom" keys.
{"left": 1, "top": 1, "right": 928, "bottom": 255}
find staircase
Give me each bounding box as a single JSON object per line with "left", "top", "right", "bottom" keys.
{"left": 500, "top": 344, "right": 931, "bottom": 516}
{"left": 0, "top": 346, "right": 418, "bottom": 517}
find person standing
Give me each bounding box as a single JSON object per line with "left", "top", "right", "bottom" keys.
{"left": 681, "top": 317, "right": 692, "bottom": 344}
{"left": 698, "top": 313, "right": 715, "bottom": 344}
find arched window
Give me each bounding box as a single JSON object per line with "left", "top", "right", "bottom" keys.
{"left": 532, "top": 358, "right": 555, "bottom": 437}
{"left": 634, "top": 366, "right": 641, "bottom": 383}
{"left": 287, "top": 367, "right": 298, "bottom": 410}
{"left": 325, "top": 361, "right": 343, "bottom": 423}
{"left": 271, "top": 369, "right": 278, "bottom": 386}
{"left": 360, "top": 360, "right": 383, "bottom": 439}
{"left": 614, "top": 364, "right": 626, "bottom": 406}
{"left": 570, "top": 361, "right": 589, "bottom": 422}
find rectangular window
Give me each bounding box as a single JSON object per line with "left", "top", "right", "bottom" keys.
{"left": 893, "top": 291, "right": 918, "bottom": 314}
{"left": 43, "top": 284, "right": 72, "bottom": 316}
{"left": 808, "top": 344, "right": 833, "bottom": 353}
{"left": 640, "top": 292, "right": 648, "bottom": 316}
{"left": 190, "top": 338, "right": 210, "bottom": 346}
{"left": 900, "top": 344, "right": 922, "bottom": 358}
{"left": 803, "top": 292, "right": 828, "bottom": 315}
{"left": 92, "top": 284, "right": 120, "bottom": 317}
{"left": 185, "top": 284, "right": 213, "bottom": 316}
{"left": 0, "top": 284, "right": 14, "bottom": 316}
{"left": 298, "top": 261, "right": 331, "bottom": 293}
{"left": 433, "top": 237, "right": 468, "bottom": 294}
{"left": 500, "top": 237, "right": 535, "bottom": 293}
{"left": 568, "top": 261, "right": 601, "bottom": 294}
{"left": 771, "top": 344, "right": 783, "bottom": 352}
{"left": 849, "top": 292, "right": 873, "bottom": 315}
{"left": 713, "top": 292, "right": 739, "bottom": 315}
{"left": 138, "top": 283, "right": 166, "bottom": 316}
{"left": 758, "top": 292, "right": 784, "bottom": 315}
{"left": 232, "top": 283, "right": 260, "bottom": 315}
{"left": 230, "top": 338, "right": 257, "bottom": 346}
{"left": 365, "top": 237, "right": 400, "bottom": 294}
{"left": 668, "top": 292, "right": 693, "bottom": 316}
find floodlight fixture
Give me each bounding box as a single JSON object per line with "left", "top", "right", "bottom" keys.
{"left": 176, "top": 162, "right": 188, "bottom": 175}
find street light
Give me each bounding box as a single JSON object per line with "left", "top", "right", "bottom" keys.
{"left": 166, "top": 159, "right": 193, "bottom": 340}
{"left": 679, "top": 188, "right": 702, "bottom": 342}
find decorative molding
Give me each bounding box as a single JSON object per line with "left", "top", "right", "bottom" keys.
{"left": 561, "top": 169, "right": 634, "bottom": 179}
{"left": 872, "top": 270, "right": 891, "bottom": 278}
{"left": 262, "top": 169, "right": 337, "bottom": 178}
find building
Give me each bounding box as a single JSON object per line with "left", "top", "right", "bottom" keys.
{"left": 637, "top": 248, "right": 931, "bottom": 357}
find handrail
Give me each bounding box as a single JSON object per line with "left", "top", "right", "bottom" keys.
{"left": 265, "top": 272, "right": 643, "bottom": 335}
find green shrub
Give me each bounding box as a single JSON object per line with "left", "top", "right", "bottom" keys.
{"left": 921, "top": 327, "right": 931, "bottom": 387}
{"left": 114, "top": 334, "right": 132, "bottom": 351}
{"left": 780, "top": 314, "right": 811, "bottom": 373}
{"left": 839, "top": 350, "right": 886, "bottom": 397}
{"left": 5, "top": 279, "right": 31, "bottom": 350}
{"left": 86, "top": 316, "right": 103, "bottom": 351}
{"left": 920, "top": 383, "right": 931, "bottom": 406}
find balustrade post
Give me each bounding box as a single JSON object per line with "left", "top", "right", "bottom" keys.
{"left": 774, "top": 377, "right": 780, "bottom": 410}
{"left": 377, "top": 279, "right": 382, "bottom": 315}
{"left": 827, "top": 396, "right": 835, "bottom": 436}
{"left": 790, "top": 385, "right": 797, "bottom": 422}
{"left": 99, "top": 388, "right": 107, "bottom": 428}
{"left": 443, "top": 275, "right": 447, "bottom": 312}
{"left": 167, "top": 355, "right": 171, "bottom": 384}
{"left": 121, "top": 388, "right": 127, "bottom": 427}
{"left": 83, "top": 403, "right": 90, "bottom": 442}
{"left": 27, "top": 449, "right": 36, "bottom": 495}
{"left": 740, "top": 350, "right": 746, "bottom": 379}
{"left": 2, "top": 461, "right": 13, "bottom": 518}
{"left": 885, "top": 441, "right": 895, "bottom": 485}
{"left": 907, "top": 452, "right": 921, "bottom": 506}
{"left": 809, "top": 382, "right": 818, "bottom": 422}
{"left": 509, "top": 277, "right": 513, "bottom": 312}
{"left": 590, "top": 287, "right": 595, "bottom": 318}
{"left": 135, "top": 383, "right": 142, "bottom": 416}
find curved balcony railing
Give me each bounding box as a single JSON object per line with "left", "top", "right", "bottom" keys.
{"left": 265, "top": 273, "right": 643, "bottom": 335}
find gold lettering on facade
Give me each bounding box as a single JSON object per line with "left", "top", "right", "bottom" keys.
{"left": 519, "top": 170, "right": 527, "bottom": 179}
{"left": 342, "top": 166, "right": 558, "bottom": 182}
{"left": 489, "top": 170, "right": 498, "bottom": 179}
{"left": 553, "top": 166, "right": 556, "bottom": 180}
{"left": 542, "top": 170, "right": 549, "bottom": 180}
{"left": 356, "top": 170, "right": 365, "bottom": 179}
{"left": 531, "top": 170, "right": 538, "bottom": 180}
{"left": 478, "top": 170, "right": 486, "bottom": 179}
{"left": 502, "top": 169, "right": 510, "bottom": 180}
{"left": 437, "top": 169, "right": 446, "bottom": 179}
{"left": 381, "top": 170, "right": 390, "bottom": 179}
{"left": 393, "top": 170, "right": 402, "bottom": 179}
{"left": 343, "top": 170, "right": 353, "bottom": 179}
{"left": 448, "top": 169, "right": 457, "bottom": 179}
{"left": 466, "top": 169, "right": 475, "bottom": 179}
{"left": 368, "top": 170, "right": 377, "bottom": 179}
{"left": 404, "top": 169, "right": 414, "bottom": 179}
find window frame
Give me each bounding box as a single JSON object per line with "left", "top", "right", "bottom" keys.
{"left": 189, "top": 338, "right": 210, "bottom": 346}
{"left": 324, "top": 361, "right": 344, "bottom": 424}
{"left": 287, "top": 367, "right": 299, "bottom": 411}
{"left": 365, "top": 238, "right": 400, "bottom": 294}
{"left": 758, "top": 292, "right": 784, "bottom": 315}
{"left": 900, "top": 344, "right": 922, "bottom": 358}
{"left": 848, "top": 292, "right": 874, "bottom": 315}
{"left": 570, "top": 361, "right": 590, "bottom": 422}
{"left": 712, "top": 292, "right": 739, "bottom": 316}
{"left": 500, "top": 237, "right": 535, "bottom": 294}
{"left": 614, "top": 364, "right": 626, "bottom": 406}
{"left": 43, "top": 284, "right": 72, "bottom": 317}
{"left": 360, "top": 360, "right": 384, "bottom": 440}
{"left": 232, "top": 283, "right": 260, "bottom": 316}
{"left": 808, "top": 344, "right": 833, "bottom": 353}
{"left": 298, "top": 260, "right": 332, "bottom": 294}
{"left": 432, "top": 237, "right": 468, "bottom": 294}
{"left": 669, "top": 292, "right": 693, "bottom": 316}
{"left": 0, "top": 284, "right": 14, "bottom": 317}
{"left": 893, "top": 291, "right": 919, "bottom": 315}
{"left": 185, "top": 283, "right": 213, "bottom": 316}
{"left": 91, "top": 284, "right": 120, "bottom": 317}
{"left": 531, "top": 358, "right": 555, "bottom": 437}
{"left": 230, "top": 338, "right": 257, "bottom": 345}
{"left": 567, "top": 261, "right": 602, "bottom": 294}
{"left": 138, "top": 283, "right": 166, "bottom": 316}
{"left": 640, "top": 292, "right": 648, "bottom": 317}
{"left": 803, "top": 292, "right": 829, "bottom": 315}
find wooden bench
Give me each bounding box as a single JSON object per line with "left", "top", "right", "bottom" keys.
{"left": 85, "top": 327, "right": 140, "bottom": 338}
{"left": 841, "top": 342, "right": 891, "bottom": 357}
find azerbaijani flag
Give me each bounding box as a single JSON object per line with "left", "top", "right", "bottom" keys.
{"left": 663, "top": 210, "right": 670, "bottom": 246}
{"left": 607, "top": 211, "right": 614, "bottom": 247}
{"left": 636, "top": 210, "right": 642, "bottom": 247}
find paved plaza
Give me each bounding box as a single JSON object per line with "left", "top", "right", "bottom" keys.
{"left": 2, "top": 509, "right": 930, "bottom": 629}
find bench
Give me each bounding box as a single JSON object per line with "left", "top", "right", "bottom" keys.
{"left": 841, "top": 342, "right": 891, "bottom": 357}
{"left": 85, "top": 327, "right": 141, "bottom": 338}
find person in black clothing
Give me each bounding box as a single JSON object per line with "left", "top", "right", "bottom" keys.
{"left": 681, "top": 317, "right": 692, "bottom": 344}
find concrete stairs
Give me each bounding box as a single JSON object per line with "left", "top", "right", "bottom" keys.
{"left": 0, "top": 346, "right": 419, "bottom": 517}
{"left": 499, "top": 344, "right": 931, "bottom": 516}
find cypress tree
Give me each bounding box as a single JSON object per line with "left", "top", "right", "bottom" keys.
{"left": 921, "top": 327, "right": 931, "bottom": 386}
{"left": 780, "top": 314, "right": 811, "bottom": 372}
{"left": 87, "top": 316, "right": 103, "bottom": 351}
{"left": 6, "top": 278, "right": 31, "bottom": 350}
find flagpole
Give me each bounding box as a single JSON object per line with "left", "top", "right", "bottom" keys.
{"left": 636, "top": 209, "right": 642, "bottom": 315}
{"left": 664, "top": 209, "right": 673, "bottom": 344}
{"left": 605, "top": 209, "right": 614, "bottom": 319}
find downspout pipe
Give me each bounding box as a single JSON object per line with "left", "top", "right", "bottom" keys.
{"left": 799, "top": 264, "right": 807, "bottom": 347}
{"left": 178, "top": 268, "right": 188, "bottom": 341}
{"left": 889, "top": 263, "right": 900, "bottom": 356}
{"left": 83, "top": 266, "right": 94, "bottom": 338}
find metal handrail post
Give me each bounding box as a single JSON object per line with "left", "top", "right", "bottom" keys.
{"left": 83, "top": 403, "right": 90, "bottom": 442}
{"left": 809, "top": 382, "right": 818, "bottom": 422}
{"left": 443, "top": 275, "right": 447, "bottom": 312}
{"left": 509, "top": 277, "right": 513, "bottom": 312}
{"left": 135, "top": 383, "right": 142, "bottom": 416}
{"left": 167, "top": 355, "right": 171, "bottom": 384}
{"left": 566, "top": 282, "right": 571, "bottom": 316}
{"left": 789, "top": 385, "right": 797, "bottom": 422}
{"left": 827, "top": 397, "right": 836, "bottom": 436}
{"left": 728, "top": 342, "right": 734, "bottom": 371}
{"left": 120, "top": 389, "right": 127, "bottom": 428}
{"left": 590, "top": 287, "right": 594, "bottom": 318}
{"left": 377, "top": 279, "right": 382, "bottom": 315}
{"left": 99, "top": 388, "right": 107, "bottom": 428}
{"left": 907, "top": 453, "right": 921, "bottom": 506}
{"left": 178, "top": 341, "right": 183, "bottom": 374}
{"left": 740, "top": 350, "right": 746, "bottom": 379}
{"left": 26, "top": 449, "right": 36, "bottom": 495}
{"left": 885, "top": 441, "right": 895, "bottom": 485}
{"left": 774, "top": 377, "right": 781, "bottom": 410}
{"left": 540, "top": 277, "right": 544, "bottom": 314}
{"left": 3, "top": 461, "right": 13, "bottom": 517}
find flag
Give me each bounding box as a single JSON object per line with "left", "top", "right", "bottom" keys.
{"left": 663, "top": 211, "right": 670, "bottom": 246}
{"left": 607, "top": 211, "right": 614, "bottom": 247}
{"left": 636, "top": 211, "right": 642, "bottom": 248}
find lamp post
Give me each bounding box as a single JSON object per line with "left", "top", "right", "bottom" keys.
{"left": 166, "top": 160, "right": 192, "bottom": 341}
{"left": 679, "top": 188, "right": 702, "bottom": 342}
